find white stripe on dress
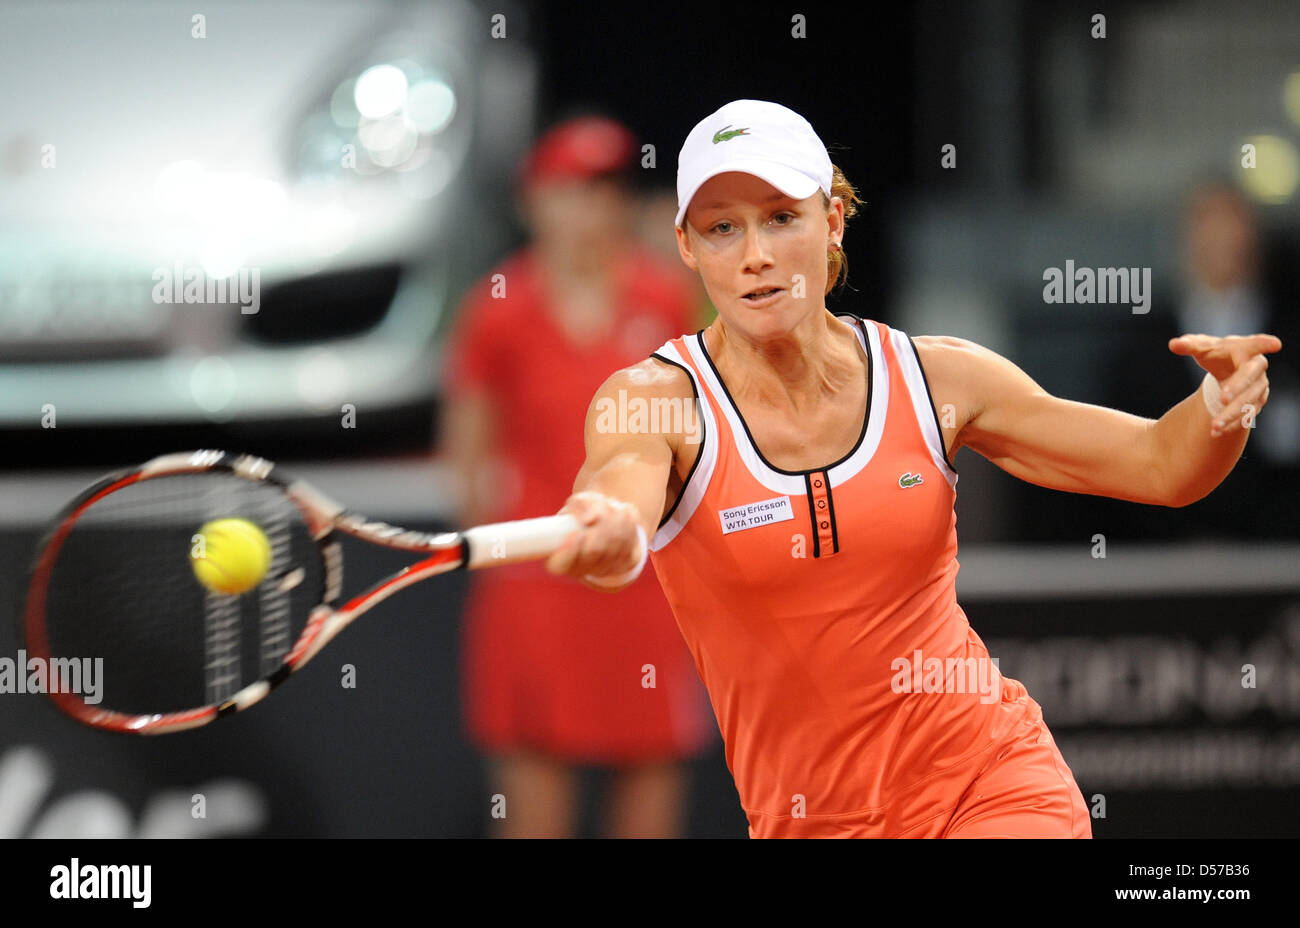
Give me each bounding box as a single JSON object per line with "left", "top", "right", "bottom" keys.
{"left": 649, "top": 340, "right": 719, "bottom": 552}
{"left": 888, "top": 326, "right": 958, "bottom": 489}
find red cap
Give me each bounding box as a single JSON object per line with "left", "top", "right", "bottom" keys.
{"left": 520, "top": 116, "right": 637, "bottom": 190}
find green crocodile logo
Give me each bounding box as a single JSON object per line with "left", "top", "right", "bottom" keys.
{"left": 712, "top": 125, "right": 750, "bottom": 144}
{"left": 899, "top": 472, "right": 924, "bottom": 488}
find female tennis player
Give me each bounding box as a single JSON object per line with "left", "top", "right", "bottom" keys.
{"left": 545, "top": 99, "right": 1283, "bottom": 838}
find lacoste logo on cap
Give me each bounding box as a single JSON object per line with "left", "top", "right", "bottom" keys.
{"left": 712, "top": 125, "right": 750, "bottom": 144}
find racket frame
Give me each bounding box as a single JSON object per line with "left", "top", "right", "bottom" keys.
{"left": 22, "top": 450, "right": 579, "bottom": 735}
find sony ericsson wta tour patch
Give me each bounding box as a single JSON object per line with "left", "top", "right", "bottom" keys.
{"left": 718, "top": 496, "right": 795, "bottom": 535}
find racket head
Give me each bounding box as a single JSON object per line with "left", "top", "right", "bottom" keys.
{"left": 21, "top": 451, "right": 343, "bottom": 734}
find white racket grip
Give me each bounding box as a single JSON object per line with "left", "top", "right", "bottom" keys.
{"left": 461, "top": 513, "right": 583, "bottom": 569}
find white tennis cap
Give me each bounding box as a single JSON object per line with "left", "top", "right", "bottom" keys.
{"left": 675, "top": 99, "right": 833, "bottom": 228}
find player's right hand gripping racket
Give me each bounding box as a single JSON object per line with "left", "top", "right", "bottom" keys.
{"left": 21, "top": 450, "right": 581, "bottom": 735}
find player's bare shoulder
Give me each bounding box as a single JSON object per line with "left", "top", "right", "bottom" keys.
{"left": 911, "top": 335, "right": 975, "bottom": 399}
{"left": 584, "top": 357, "right": 701, "bottom": 479}
{"left": 616, "top": 355, "right": 695, "bottom": 398}
{"left": 588, "top": 357, "right": 695, "bottom": 438}
{"left": 911, "top": 335, "right": 985, "bottom": 460}
{"left": 913, "top": 334, "right": 978, "bottom": 364}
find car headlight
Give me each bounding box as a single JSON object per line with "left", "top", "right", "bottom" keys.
{"left": 295, "top": 51, "right": 466, "bottom": 198}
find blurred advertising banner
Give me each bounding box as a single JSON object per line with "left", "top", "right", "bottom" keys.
{"left": 961, "top": 542, "right": 1300, "bottom": 837}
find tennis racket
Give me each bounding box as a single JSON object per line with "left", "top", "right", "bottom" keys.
{"left": 21, "top": 449, "right": 581, "bottom": 735}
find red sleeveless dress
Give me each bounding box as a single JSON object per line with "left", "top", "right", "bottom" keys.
{"left": 446, "top": 248, "right": 716, "bottom": 764}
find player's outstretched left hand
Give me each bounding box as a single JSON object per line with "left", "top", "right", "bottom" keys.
{"left": 1168, "top": 332, "right": 1282, "bottom": 437}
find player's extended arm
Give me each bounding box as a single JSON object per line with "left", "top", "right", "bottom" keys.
{"left": 927, "top": 333, "right": 1280, "bottom": 507}
{"left": 544, "top": 361, "right": 683, "bottom": 591}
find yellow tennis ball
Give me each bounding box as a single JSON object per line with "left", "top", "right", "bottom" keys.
{"left": 191, "top": 518, "right": 272, "bottom": 595}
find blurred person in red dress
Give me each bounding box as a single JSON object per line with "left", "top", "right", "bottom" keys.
{"left": 439, "top": 115, "right": 715, "bottom": 837}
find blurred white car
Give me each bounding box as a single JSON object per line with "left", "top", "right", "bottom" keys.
{"left": 0, "top": 0, "right": 536, "bottom": 451}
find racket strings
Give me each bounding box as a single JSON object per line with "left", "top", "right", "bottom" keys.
{"left": 204, "top": 592, "right": 243, "bottom": 705}
{"left": 76, "top": 480, "right": 248, "bottom": 521}
{"left": 255, "top": 501, "right": 295, "bottom": 677}
{"left": 34, "top": 472, "right": 325, "bottom": 718}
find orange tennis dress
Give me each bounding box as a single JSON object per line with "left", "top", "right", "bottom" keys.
{"left": 647, "top": 313, "right": 1091, "bottom": 837}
